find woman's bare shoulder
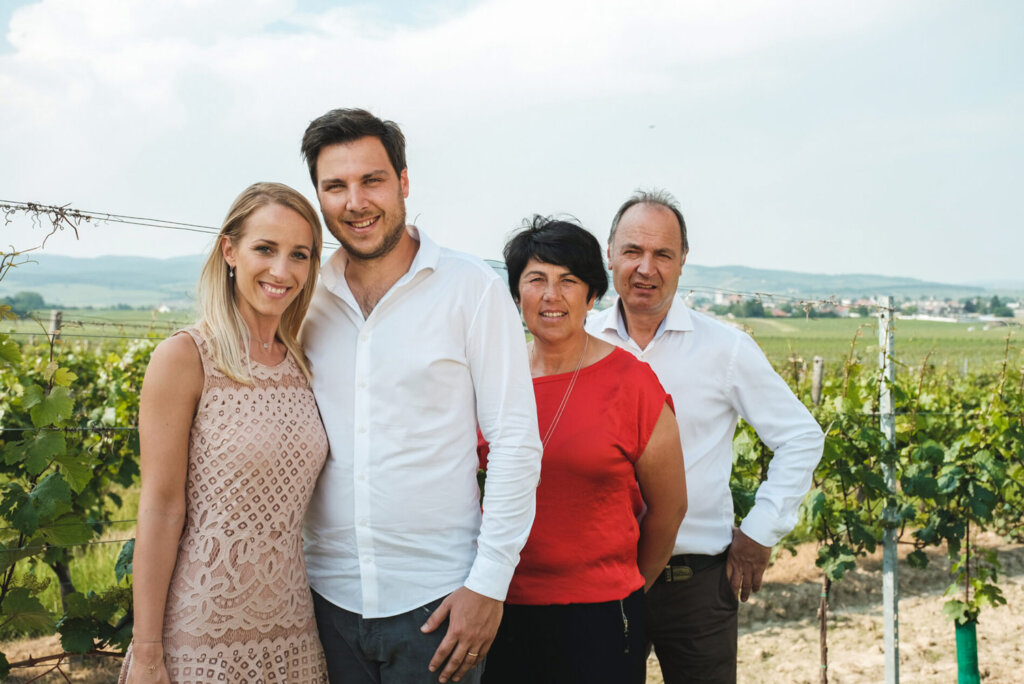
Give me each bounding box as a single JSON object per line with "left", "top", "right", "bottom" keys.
{"left": 150, "top": 332, "right": 201, "bottom": 367}
{"left": 144, "top": 333, "right": 204, "bottom": 398}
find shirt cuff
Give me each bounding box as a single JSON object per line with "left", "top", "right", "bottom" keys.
{"left": 463, "top": 554, "right": 516, "bottom": 602}
{"left": 739, "top": 509, "right": 783, "bottom": 549}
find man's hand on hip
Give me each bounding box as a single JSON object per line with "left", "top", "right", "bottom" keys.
{"left": 726, "top": 527, "right": 772, "bottom": 602}
{"left": 421, "top": 586, "right": 503, "bottom": 683}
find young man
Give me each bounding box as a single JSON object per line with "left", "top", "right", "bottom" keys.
{"left": 299, "top": 108, "right": 542, "bottom": 684}
{"left": 586, "top": 189, "right": 824, "bottom": 683}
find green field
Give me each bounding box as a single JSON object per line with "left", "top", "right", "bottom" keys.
{"left": 740, "top": 316, "right": 1022, "bottom": 374}
{"left": 5, "top": 308, "right": 1022, "bottom": 378}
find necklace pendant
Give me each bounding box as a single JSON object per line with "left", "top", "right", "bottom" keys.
{"left": 262, "top": 342, "right": 270, "bottom": 350}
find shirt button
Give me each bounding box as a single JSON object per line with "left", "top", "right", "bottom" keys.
{"left": 358, "top": 472, "right": 367, "bottom": 481}
{"left": 358, "top": 380, "right": 367, "bottom": 389}
{"left": 360, "top": 518, "right": 368, "bottom": 526}
{"left": 358, "top": 425, "right": 367, "bottom": 433}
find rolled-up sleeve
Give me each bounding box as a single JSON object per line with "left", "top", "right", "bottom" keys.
{"left": 463, "top": 279, "right": 542, "bottom": 600}
{"left": 729, "top": 334, "right": 825, "bottom": 547}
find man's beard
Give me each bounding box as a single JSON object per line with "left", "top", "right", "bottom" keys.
{"left": 334, "top": 205, "right": 407, "bottom": 262}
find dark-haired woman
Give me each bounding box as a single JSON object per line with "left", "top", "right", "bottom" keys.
{"left": 480, "top": 217, "right": 687, "bottom": 684}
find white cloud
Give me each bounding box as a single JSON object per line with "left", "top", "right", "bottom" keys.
{"left": 1, "top": 0, "right": 1019, "bottom": 283}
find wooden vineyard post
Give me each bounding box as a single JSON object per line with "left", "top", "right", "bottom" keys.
{"left": 818, "top": 574, "right": 831, "bottom": 684}
{"left": 811, "top": 355, "right": 824, "bottom": 406}
{"left": 48, "top": 309, "right": 62, "bottom": 343}
{"left": 878, "top": 296, "right": 899, "bottom": 683}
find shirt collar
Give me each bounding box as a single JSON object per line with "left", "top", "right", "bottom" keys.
{"left": 321, "top": 225, "right": 439, "bottom": 296}
{"left": 604, "top": 293, "right": 695, "bottom": 343}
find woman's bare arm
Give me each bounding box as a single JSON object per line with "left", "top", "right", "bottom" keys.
{"left": 635, "top": 404, "right": 687, "bottom": 592}
{"left": 127, "top": 334, "right": 202, "bottom": 681}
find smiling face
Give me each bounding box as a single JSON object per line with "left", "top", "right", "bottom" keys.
{"left": 221, "top": 202, "right": 315, "bottom": 326}
{"left": 517, "top": 258, "right": 597, "bottom": 346}
{"left": 314, "top": 136, "right": 409, "bottom": 262}
{"left": 608, "top": 203, "right": 686, "bottom": 320}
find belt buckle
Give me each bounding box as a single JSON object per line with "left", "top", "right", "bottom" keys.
{"left": 666, "top": 565, "right": 694, "bottom": 582}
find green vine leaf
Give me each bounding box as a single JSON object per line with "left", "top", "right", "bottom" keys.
{"left": 42, "top": 360, "right": 58, "bottom": 382}
{"left": 115, "top": 539, "right": 135, "bottom": 584}
{"left": 942, "top": 599, "right": 971, "bottom": 624}
{"left": 22, "top": 383, "right": 45, "bottom": 409}
{"left": 906, "top": 549, "right": 929, "bottom": 569}
{"left": 22, "top": 430, "right": 66, "bottom": 476}
{"left": 62, "top": 591, "right": 90, "bottom": 619}
{"left": 39, "top": 513, "right": 96, "bottom": 547}
{"left": 0, "top": 335, "right": 20, "bottom": 365}
{"left": 29, "top": 385, "right": 74, "bottom": 427}
{"left": 53, "top": 367, "right": 78, "bottom": 387}
{"left": 58, "top": 617, "right": 95, "bottom": 654}
{"left": 0, "top": 587, "right": 55, "bottom": 633}
{"left": 3, "top": 472, "right": 75, "bottom": 535}
{"left": 55, "top": 449, "right": 98, "bottom": 494}
{"left": 936, "top": 465, "right": 965, "bottom": 494}
{"left": 0, "top": 538, "right": 38, "bottom": 574}
{"left": 0, "top": 482, "right": 35, "bottom": 536}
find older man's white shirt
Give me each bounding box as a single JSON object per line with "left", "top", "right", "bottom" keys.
{"left": 302, "top": 227, "right": 542, "bottom": 618}
{"left": 587, "top": 296, "right": 824, "bottom": 555}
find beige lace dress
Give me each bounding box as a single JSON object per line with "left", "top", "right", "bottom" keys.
{"left": 120, "top": 328, "right": 329, "bottom": 683}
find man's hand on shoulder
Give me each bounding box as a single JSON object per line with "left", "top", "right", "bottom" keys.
{"left": 421, "top": 586, "right": 503, "bottom": 683}
{"left": 726, "top": 527, "right": 772, "bottom": 602}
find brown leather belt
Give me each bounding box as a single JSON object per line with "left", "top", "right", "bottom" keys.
{"left": 658, "top": 551, "right": 729, "bottom": 583}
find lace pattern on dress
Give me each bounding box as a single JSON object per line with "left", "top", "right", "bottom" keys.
{"left": 119, "top": 328, "right": 329, "bottom": 683}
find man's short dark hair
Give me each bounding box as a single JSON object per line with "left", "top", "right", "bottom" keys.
{"left": 300, "top": 108, "right": 407, "bottom": 186}
{"left": 503, "top": 216, "right": 609, "bottom": 304}
{"left": 609, "top": 189, "right": 689, "bottom": 255}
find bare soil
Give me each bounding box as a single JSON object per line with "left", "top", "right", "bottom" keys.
{"left": 3, "top": 534, "right": 1022, "bottom": 682}
{"left": 647, "top": 532, "right": 1024, "bottom": 683}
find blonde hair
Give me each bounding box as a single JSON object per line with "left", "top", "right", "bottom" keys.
{"left": 195, "top": 182, "right": 323, "bottom": 384}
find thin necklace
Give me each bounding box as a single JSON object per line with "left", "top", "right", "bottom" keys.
{"left": 253, "top": 331, "right": 274, "bottom": 351}
{"left": 536, "top": 335, "right": 589, "bottom": 450}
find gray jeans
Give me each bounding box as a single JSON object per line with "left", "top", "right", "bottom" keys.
{"left": 312, "top": 590, "right": 486, "bottom": 684}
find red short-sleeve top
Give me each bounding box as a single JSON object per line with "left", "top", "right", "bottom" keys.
{"left": 480, "top": 347, "right": 672, "bottom": 605}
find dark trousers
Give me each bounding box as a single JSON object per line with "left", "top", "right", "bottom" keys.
{"left": 311, "top": 590, "right": 485, "bottom": 684}
{"left": 482, "top": 588, "right": 646, "bottom": 684}
{"left": 645, "top": 553, "right": 738, "bottom": 683}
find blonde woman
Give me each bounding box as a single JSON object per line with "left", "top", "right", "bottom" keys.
{"left": 121, "top": 183, "right": 329, "bottom": 683}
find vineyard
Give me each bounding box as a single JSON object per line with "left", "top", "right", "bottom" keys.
{"left": 0, "top": 302, "right": 1022, "bottom": 680}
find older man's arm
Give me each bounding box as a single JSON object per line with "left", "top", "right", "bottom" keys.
{"left": 726, "top": 333, "right": 825, "bottom": 601}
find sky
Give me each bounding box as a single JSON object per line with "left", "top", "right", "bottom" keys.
{"left": 1, "top": 0, "right": 1021, "bottom": 285}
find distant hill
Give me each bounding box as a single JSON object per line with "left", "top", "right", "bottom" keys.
{"left": 0, "top": 254, "right": 997, "bottom": 309}
{"left": 0, "top": 254, "right": 204, "bottom": 308}
{"left": 676, "top": 265, "right": 989, "bottom": 300}
{"left": 489, "top": 261, "right": 991, "bottom": 302}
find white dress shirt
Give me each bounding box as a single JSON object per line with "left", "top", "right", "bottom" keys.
{"left": 587, "top": 295, "right": 824, "bottom": 555}
{"left": 302, "top": 227, "right": 542, "bottom": 618}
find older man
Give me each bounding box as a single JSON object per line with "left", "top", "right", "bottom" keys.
{"left": 586, "top": 189, "right": 824, "bottom": 683}
{"left": 300, "top": 108, "right": 542, "bottom": 684}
